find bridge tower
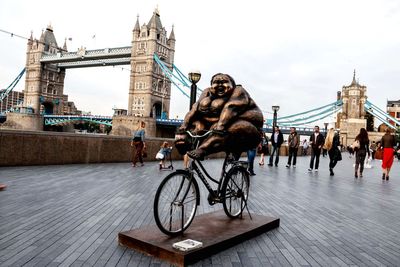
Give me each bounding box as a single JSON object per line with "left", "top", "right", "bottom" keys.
{"left": 24, "top": 25, "right": 67, "bottom": 115}
{"left": 128, "top": 8, "right": 175, "bottom": 118}
{"left": 112, "top": 9, "right": 176, "bottom": 136}
{"left": 2, "top": 26, "right": 68, "bottom": 130}
{"left": 337, "top": 70, "right": 367, "bottom": 145}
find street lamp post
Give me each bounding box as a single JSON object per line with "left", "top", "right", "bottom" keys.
{"left": 272, "top": 104, "right": 280, "bottom": 129}
{"left": 188, "top": 70, "right": 201, "bottom": 110}
{"left": 324, "top": 122, "right": 329, "bottom": 136}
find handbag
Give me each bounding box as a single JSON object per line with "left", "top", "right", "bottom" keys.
{"left": 352, "top": 140, "right": 360, "bottom": 150}
{"left": 155, "top": 152, "right": 165, "bottom": 160}
{"left": 375, "top": 147, "right": 383, "bottom": 160}
{"left": 335, "top": 147, "right": 342, "bottom": 161}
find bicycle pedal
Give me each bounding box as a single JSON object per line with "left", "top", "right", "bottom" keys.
{"left": 207, "top": 190, "right": 218, "bottom": 205}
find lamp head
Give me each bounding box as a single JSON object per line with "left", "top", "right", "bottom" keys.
{"left": 272, "top": 104, "right": 280, "bottom": 112}
{"left": 188, "top": 70, "right": 201, "bottom": 84}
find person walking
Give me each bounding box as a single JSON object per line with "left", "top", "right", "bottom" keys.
{"left": 286, "top": 127, "right": 300, "bottom": 168}
{"left": 131, "top": 121, "right": 146, "bottom": 167}
{"left": 268, "top": 126, "right": 283, "bottom": 167}
{"left": 308, "top": 126, "right": 325, "bottom": 172}
{"left": 354, "top": 128, "right": 370, "bottom": 178}
{"left": 302, "top": 139, "right": 308, "bottom": 156}
{"left": 370, "top": 141, "right": 377, "bottom": 160}
{"left": 247, "top": 148, "right": 257, "bottom": 176}
{"left": 258, "top": 131, "right": 269, "bottom": 166}
{"left": 323, "top": 128, "right": 341, "bottom": 176}
{"left": 381, "top": 128, "right": 396, "bottom": 180}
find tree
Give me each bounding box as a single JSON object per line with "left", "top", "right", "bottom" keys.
{"left": 365, "top": 113, "right": 374, "bottom": 132}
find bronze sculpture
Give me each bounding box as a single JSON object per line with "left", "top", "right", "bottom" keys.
{"left": 176, "top": 73, "right": 264, "bottom": 159}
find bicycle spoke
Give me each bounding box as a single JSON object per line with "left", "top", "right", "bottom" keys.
{"left": 222, "top": 167, "right": 249, "bottom": 218}
{"left": 154, "top": 171, "right": 198, "bottom": 235}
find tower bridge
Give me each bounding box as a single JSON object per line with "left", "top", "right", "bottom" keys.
{"left": 1, "top": 10, "right": 399, "bottom": 144}
{"left": 1, "top": 9, "right": 176, "bottom": 137}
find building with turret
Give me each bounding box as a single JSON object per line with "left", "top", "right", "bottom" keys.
{"left": 24, "top": 25, "right": 78, "bottom": 115}
{"left": 128, "top": 8, "right": 175, "bottom": 119}
{"left": 336, "top": 71, "right": 368, "bottom": 145}
{"left": 111, "top": 9, "right": 175, "bottom": 136}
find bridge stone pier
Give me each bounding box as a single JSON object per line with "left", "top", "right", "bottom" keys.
{"left": 0, "top": 109, "right": 43, "bottom": 131}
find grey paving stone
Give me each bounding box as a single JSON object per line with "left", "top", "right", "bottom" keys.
{"left": 0, "top": 155, "right": 399, "bottom": 266}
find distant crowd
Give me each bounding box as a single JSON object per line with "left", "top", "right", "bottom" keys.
{"left": 127, "top": 120, "right": 399, "bottom": 181}
{"left": 255, "top": 125, "right": 399, "bottom": 180}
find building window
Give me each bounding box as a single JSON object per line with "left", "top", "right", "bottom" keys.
{"left": 132, "top": 96, "right": 145, "bottom": 111}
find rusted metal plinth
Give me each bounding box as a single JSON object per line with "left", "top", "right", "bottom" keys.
{"left": 118, "top": 210, "right": 280, "bottom": 266}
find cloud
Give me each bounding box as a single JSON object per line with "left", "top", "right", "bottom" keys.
{"left": 0, "top": 0, "right": 399, "bottom": 127}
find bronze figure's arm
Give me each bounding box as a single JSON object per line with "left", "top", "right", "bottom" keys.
{"left": 179, "top": 89, "right": 209, "bottom": 131}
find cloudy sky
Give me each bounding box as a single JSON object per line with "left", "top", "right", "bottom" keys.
{"left": 1, "top": 0, "right": 399, "bottom": 127}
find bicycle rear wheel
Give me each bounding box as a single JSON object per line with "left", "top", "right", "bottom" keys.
{"left": 153, "top": 170, "right": 199, "bottom": 236}
{"left": 221, "top": 166, "right": 250, "bottom": 218}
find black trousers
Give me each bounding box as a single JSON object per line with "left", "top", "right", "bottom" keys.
{"left": 355, "top": 149, "right": 367, "bottom": 174}
{"left": 309, "top": 147, "right": 321, "bottom": 169}
{"left": 287, "top": 147, "right": 298, "bottom": 166}
{"left": 328, "top": 149, "right": 338, "bottom": 169}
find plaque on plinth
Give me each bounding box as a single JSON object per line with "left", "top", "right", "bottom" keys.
{"left": 118, "top": 210, "right": 279, "bottom": 267}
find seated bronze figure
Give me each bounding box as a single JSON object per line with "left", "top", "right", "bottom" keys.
{"left": 176, "top": 73, "right": 264, "bottom": 159}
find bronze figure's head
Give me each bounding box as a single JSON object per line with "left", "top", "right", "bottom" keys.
{"left": 210, "top": 73, "right": 236, "bottom": 97}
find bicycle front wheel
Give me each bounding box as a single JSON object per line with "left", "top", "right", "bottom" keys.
{"left": 153, "top": 170, "right": 199, "bottom": 236}
{"left": 221, "top": 166, "right": 250, "bottom": 218}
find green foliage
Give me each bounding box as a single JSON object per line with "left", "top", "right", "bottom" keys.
{"left": 365, "top": 113, "right": 374, "bottom": 132}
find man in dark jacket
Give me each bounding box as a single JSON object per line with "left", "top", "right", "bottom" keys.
{"left": 308, "top": 125, "right": 325, "bottom": 172}
{"left": 268, "top": 126, "right": 284, "bottom": 167}
{"left": 286, "top": 127, "right": 300, "bottom": 168}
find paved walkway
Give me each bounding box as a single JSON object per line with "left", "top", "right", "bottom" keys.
{"left": 0, "top": 154, "right": 400, "bottom": 266}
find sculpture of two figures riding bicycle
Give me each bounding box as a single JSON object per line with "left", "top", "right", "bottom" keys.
{"left": 153, "top": 73, "right": 264, "bottom": 236}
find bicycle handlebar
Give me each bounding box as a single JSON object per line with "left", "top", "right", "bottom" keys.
{"left": 186, "top": 130, "right": 214, "bottom": 138}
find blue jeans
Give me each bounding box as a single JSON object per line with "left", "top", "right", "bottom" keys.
{"left": 269, "top": 145, "right": 280, "bottom": 165}
{"left": 247, "top": 149, "right": 256, "bottom": 173}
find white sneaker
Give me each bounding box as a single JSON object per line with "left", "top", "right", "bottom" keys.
{"left": 293, "top": 165, "right": 296, "bottom": 168}
{"left": 308, "top": 168, "right": 312, "bottom": 172}
{"left": 314, "top": 169, "right": 318, "bottom": 172}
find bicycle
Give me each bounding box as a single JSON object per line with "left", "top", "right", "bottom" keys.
{"left": 153, "top": 130, "right": 251, "bottom": 236}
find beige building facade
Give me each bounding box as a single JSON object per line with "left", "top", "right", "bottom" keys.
{"left": 336, "top": 71, "right": 367, "bottom": 146}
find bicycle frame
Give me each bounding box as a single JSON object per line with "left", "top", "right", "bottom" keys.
{"left": 189, "top": 154, "right": 232, "bottom": 202}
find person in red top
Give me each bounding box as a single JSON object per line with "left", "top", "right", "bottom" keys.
{"left": 381, "top": 128, "right": 396, "bottom": 180}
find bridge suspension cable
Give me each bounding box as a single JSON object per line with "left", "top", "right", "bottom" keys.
{"left": 279, "top": 106, "right": 342, "bottom": 127}
{"left": 277, "top": 100, "right": 342, "bottom": 121}
{"left": 153, "top": 53, "right": 202, "bottom": 99}
{"left": 0, "top": 68, "right": 26, "bottom": 103}
{"left": 266, "top": 100, "right": 342, "bottom": 127}
{"left": 364, "top": 100, "right": 400, "bottom": 130}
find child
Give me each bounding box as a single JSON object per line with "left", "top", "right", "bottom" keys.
{"left": 157, "top": 141, "right": 173, "bottom": 169}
